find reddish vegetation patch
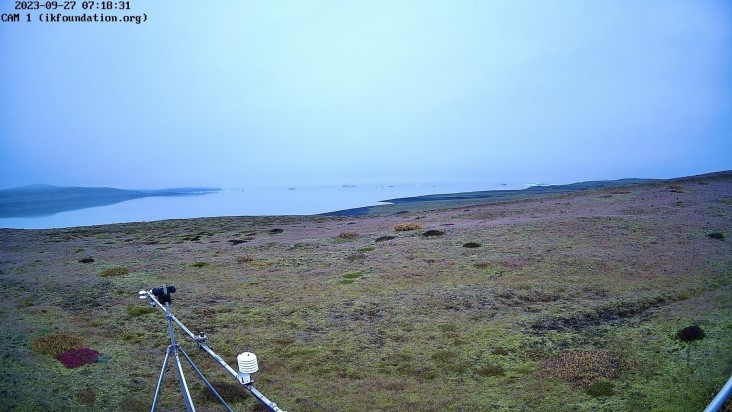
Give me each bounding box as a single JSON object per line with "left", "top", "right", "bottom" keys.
{"left": 56, "top": 348, "right": 100, "bottom": 368}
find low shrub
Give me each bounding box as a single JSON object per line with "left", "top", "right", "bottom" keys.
{"left": 340, "top": 271, "right": 364, "bottom": 284}
{"left": 236, "top": 255, "right": 254, "bottom": 263}
{"left": 669, "top": 184, "right": 685, "bottom": 193}
{"left": 463, "top": 242, "right": 481, "bottom": 248}
{"left": 99, "top": 266, "right": 129, "bottom": 277}
{"left": 119, "top": 395, "right": 149, "bottom": 412}
{"left": 269, "top": 228, "right": 284, "bottom": 234}
{"left": 431, "top": 350, "right": 457, "bottom": 364}
{"left": 708, "top": 232, "right": 725, "bottom": 241}
{"left": 375, "top": 235, "right": 395, "bottom": 242}
{"left": 345, "top": 252, "right": 367, "bottom": 262}
{"left": 438, "top": 323, "right": 457, "bottom": 332}
{"left": 76, "top": 387, "right": 97, "bottom": 405}
{"left": 345, "top": 270, "right": 363, "bottom": 278}
{"left": 585, "top": 379, "right": 615, "bottom": 397}
{"left": 491, "top": 346, "right": 510, "bottom": 356}
{"left": 78, "top": 257, "right": 94, "bottom": 263}
{"left": 395, "top": 223, "right": 422, "bottom": 232}
{"left": 475, "top": 363, "right": 505, "bottom": 377}
{"left": 338, "top": 231, "right": 359, "bottom": 239}
{"left": 190, "top": 261, "right": 208, "bottom": 268}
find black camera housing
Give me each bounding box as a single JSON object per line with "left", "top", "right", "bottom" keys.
{"left": 152, "top": 285, "right": 176, "bottom": 304}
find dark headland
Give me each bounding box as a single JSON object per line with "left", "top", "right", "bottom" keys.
{"left": 0, "top": 185, "right": 220, "bottom": 218}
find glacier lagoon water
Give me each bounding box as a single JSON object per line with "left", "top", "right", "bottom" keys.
{"left": 0, "top": 182, "right": 528, "bottom": 229}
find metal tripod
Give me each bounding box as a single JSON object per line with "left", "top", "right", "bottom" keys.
{"left": 151, "top": 302, "right": 234, "bottom": 412}
{"left": 141, "top": 287, "right": 286, "bottom": 412}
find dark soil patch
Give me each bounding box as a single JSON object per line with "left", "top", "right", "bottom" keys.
{"left": 462, "top": 242, "right": 481, "bottom": 248}
{"left": 375, "top": 236, "right": 395, "bottom": 242}
{"left": 78, "top": 257, "right": 94, "bottom": 263}
{"left": 532, "top": 294, "right": 677, "bottom": 332}
{"left": 228, "top": 239, "right": 247, "bottom": 245}
{"left": 269, "top": 228, "right": 284, "bottom": 234}
{"left": 677, "top": 325, "right": 705, "bottom": 342}
{"left": 708, "top": 232, "right": 725, "bottom": 240}
{"left": 423, "top": 230, "right": 444, "bottom": 237}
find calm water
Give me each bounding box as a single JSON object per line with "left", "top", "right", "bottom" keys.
{"left": 0, "top": 182, "right": 528, "bottom": 229}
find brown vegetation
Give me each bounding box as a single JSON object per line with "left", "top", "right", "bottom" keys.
{"left": 31, "top": 333, "right": 84, "bottom": 357}
{"left": 338, "top": 231, "right": 359, "bottom": 239}
{"left": 394, "top": 222, "right": 422, "bottom": 231}
{"left": 542, "top": 350, "right": 625, "bottom": 389}
{"left": 99, "top": 266, "right": 130, "bottom": 277}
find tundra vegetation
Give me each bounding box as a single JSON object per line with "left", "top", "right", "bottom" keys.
{"left": 0, "top": 172, "right": 731, "bottom": 411}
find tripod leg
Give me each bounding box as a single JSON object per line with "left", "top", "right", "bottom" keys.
{"left": 178, "top": 346, "right": 235, "bottom": 412}
{"left": 151, "top": 346, "right": 172, "bottom": 412}
{"left": 172, "top": 345, "right": 196, "bottom": 412}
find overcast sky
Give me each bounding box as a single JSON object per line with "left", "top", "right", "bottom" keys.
{"left": 1, "top": 1, "right": 730, "bottom": 190}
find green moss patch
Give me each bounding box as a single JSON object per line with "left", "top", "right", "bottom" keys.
{"left": 340, "top": 271, "right": 364, "bottom": 284}
{"left": 127, "top": 305, "right": 156, "bottom": 317}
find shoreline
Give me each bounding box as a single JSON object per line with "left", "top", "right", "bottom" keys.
{"left": 323, "top": 177, "right": 661, "bottom": 217}
{"left": 2, "top": 171, "right": 730, "bottom": 229}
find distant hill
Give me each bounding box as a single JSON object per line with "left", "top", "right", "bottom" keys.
{"left": 0, "top": 185, "right": 220, "bottom": 218}
{"left": 323, "top": 177, "right": 660, "bottom": 216}
{"left": 387, "top": 178, "right": 657, "bottom": 203}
